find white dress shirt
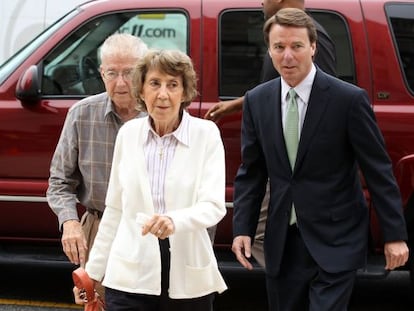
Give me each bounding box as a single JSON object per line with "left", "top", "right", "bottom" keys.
{"left": 281, "top": 64, "right": 317, "bottom": 137}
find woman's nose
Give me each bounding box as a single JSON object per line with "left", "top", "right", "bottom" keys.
{"left": 157, "top": 84, "right": 169, "bottom": 98}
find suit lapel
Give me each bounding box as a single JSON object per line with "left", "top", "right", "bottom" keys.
{"left": 276, "top": 85, "right": 290, "bottom": 170}
{"left": 294, "top": 70, "right": 330, "bottom": 173}
{"left": 265, "top": 81, "right": 292, "bottom": 172}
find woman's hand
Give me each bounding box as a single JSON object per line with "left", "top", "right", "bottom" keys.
{"left": 142, "top": 214, "right": 175, "bottom": 239}
{"left": 73, "top": 286, "right": 87, "bottom": 305}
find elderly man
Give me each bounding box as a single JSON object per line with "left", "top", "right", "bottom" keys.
{"left": 47, "top": 33, "right": 148, "bottom": 299}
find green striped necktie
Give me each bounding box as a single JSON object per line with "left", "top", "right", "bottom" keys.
{"left": 284, "top": 88, "right": 299, "bottom": 225}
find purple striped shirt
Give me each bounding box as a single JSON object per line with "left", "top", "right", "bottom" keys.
{"left": 143, "top": 111, "right": 190, "bottom": 214}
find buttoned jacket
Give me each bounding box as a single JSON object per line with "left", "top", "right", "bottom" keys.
{"left": 233, "top": 69, "right": 408, "bottom": 277}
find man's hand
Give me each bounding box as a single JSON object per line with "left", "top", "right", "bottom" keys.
{"left": 62, "top": 220, "right": 87, "bottom": 266}
{"left": 204, "top": 97, "right": 244, "bottom": 122}
{"left": 384, "top": 240, "right": 409, "bottom": 270}
{"left": 232, "top": 235, "right": 254, "bottom": 270}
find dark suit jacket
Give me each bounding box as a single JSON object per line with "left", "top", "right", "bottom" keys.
{"left": 233, "top": 69, "right": 408, "bottom": 277}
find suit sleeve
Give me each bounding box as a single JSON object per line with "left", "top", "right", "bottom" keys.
{"left": 233, "top": 91, "right": 269, "bottom": 239}
{"left": 348, "top": 89, "right": 407, "bottom": 242}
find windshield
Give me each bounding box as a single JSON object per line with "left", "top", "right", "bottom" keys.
{"left": 0, "top": 8, "right": 81, "bottom": 85}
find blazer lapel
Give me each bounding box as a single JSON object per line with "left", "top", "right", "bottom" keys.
{"left": 294, "top": 70, "right": 330, "bottom": 172}
{"left": 265, "top": 81, "right": 292, "bottom": 173}
{"left": 277, "top": 98, "right": 293, "bottom": 173}
{"left": 134, "top": 124, "right": 157, "bottom": 214}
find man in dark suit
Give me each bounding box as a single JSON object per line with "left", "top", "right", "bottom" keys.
{"left": 253, "top": 0, "right": 336, "bottom": 267}
{"left": 232, "top": 8, "right": 409, "bottom": 311}
{"left": 206, "top": 0, "right": 337, "bottom": 267}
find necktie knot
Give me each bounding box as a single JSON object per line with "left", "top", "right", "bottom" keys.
{"left": 288, "top": 88, "right": 297, "bottom": 111}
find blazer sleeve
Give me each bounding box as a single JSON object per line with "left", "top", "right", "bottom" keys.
{"left": 233, "top": 90, "right": 269, "bottom": 239}
{"left": 348, "top": 88, "right": 407, "bottom": 242}
{"left": 166, "top": 120, "right": 227, "bottom": 232}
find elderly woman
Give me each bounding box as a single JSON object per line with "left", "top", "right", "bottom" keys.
{"left": 84, "top": 49, "right": 227, "bottom": 311}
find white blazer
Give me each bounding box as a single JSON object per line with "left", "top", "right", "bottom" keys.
{"left": 85, "top": 112, "right": 227, "bottom": 299}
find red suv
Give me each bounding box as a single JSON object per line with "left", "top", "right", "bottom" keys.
{"left": 1, "top": 0, "right": 414, "bottom": 281}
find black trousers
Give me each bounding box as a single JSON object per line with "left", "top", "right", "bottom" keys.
{"left": 105, "top": 238, "right": 215, "bottom": 311}
{"left": 266, "top": 225, "right": 356, "bottom": 311}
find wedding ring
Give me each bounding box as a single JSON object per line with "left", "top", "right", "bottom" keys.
{"left": 157, "top": 229, "right": 162, "bottom": 235}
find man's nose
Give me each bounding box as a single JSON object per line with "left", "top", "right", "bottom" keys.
{"left": 283, "top": 48, "right": 294, "bottom": 61}
{"left": 115, "top": 74, "right": 128, "bottom": 85}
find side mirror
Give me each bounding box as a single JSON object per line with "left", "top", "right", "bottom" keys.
{"left": 15, "top": 65, "right": 41, "bottom": 102}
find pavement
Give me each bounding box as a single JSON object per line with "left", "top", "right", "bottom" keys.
{"left": 0, "top": 300, "right": 80, "bottom": 311}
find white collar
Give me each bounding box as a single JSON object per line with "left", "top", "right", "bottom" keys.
{"left": 281, "top": 64, "right": 316, "bottom": 104}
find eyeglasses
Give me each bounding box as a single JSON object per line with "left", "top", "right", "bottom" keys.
{"left": 102, "top": 69, "right": 134, "bottom": 81}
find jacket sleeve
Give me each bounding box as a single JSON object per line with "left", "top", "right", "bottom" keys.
{"left": 166, "top": 121, "right": 227, "bottom": 232}
{"left": 233, "top": 90, "right": 268, "bottom": 239}
{"left": 348, "top": 88, "right": 408, "bottom": 242}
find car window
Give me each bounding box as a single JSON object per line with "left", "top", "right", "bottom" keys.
{"left": 41, "top": 11, "right": 188, "bottom": 97}
{"left": 218, "top": 9, "right": 354, "bottom": 99}
{"left": 219, "top": 9, "right": 266, "bottom": 98}
{"left": 386, "top": 3, "right": 414, "bottom": 93}
{"left": 0, "top": 8, "right": 80, "bottom": 84}
{"left": 310, "top": 11, "right": 355, "bottom": 85}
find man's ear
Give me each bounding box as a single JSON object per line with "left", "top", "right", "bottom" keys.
{"left": 311, "top": 42, "right": 316, "bottom": 58}
{"left": 99, "top": 66, "right": 104, "bottom": 78}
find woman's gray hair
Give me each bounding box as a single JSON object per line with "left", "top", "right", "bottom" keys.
{"left": 132, "top": 49, "right": 198, "bottom": 112}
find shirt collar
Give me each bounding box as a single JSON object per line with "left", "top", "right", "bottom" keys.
{"left": 104, "top": 94, "right": 115, "bottom": 119}
{"left": 281, "top": 64, "right": 316, "bottom": 104}
{"left": 145, "top": 110, "right": 190, "bottom": 147}
{"left": 104, "top": 93, "right": 147, "bottom": 121}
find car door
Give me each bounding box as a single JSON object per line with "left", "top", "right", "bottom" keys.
{"left": 0, "top": 0, "right": 201, "bottom": 246}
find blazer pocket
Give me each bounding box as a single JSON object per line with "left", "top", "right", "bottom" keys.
{"left": 105, "top": 254, "right": 160, "bottom": 290}
{"left": 184, "top": 261, "right": 215, "bottom": 295}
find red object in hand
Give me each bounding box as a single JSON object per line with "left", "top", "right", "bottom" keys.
{"left": 72, "top": 267, "right": 105, "bottom": 311}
